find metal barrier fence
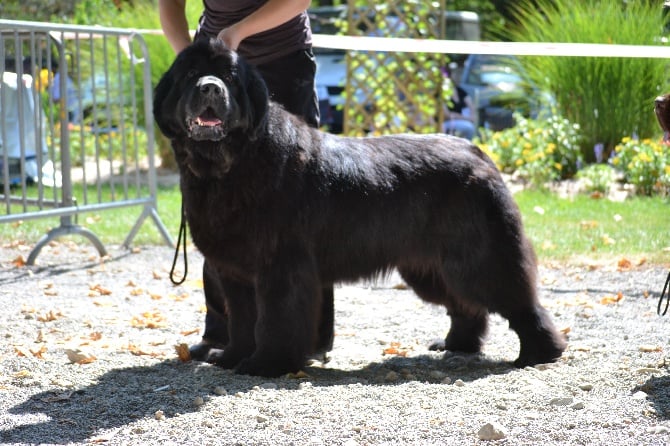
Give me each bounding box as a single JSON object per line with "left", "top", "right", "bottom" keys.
{"left": 0, "top": 20, "right": 172, "bottom": 264}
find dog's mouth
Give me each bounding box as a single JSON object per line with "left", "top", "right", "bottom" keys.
{"left": 187, "top": 107, "right": 226, "bottom": 141}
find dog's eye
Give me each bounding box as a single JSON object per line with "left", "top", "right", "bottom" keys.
{"left": 186, "top": 69, "right": 197, "bottom": 78}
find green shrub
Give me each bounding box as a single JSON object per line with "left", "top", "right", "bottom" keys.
{"left": 477, "top": 112, "right": 582, "bottom": 188}
{"left": 507, "top": 0, "right": 670, "bottom": 162}
{"left": 575, "top": 163, "right": 618, "bottom": 195}
{"left": 611, "top": 137, "right": 670, "bottom": 196}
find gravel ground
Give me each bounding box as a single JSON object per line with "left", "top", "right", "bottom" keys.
{"left": 1, "top": 242, "right": 670, "bottom": 445}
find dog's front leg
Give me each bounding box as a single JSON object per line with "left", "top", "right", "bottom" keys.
{"left": 235, "top": 251, "right": 321, "bottom": 377}
{"left": 208, "top": 277, "right": 257, "bottom": 370}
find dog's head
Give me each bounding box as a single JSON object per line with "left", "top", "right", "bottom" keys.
{"left": 153, "top": 39, "right": 269, "bottom": 143}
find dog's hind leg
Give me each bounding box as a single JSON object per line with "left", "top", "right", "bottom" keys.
{"left": 446, "top": 245, "right": 566, "bottom": 367}
{"left": 398, "top": 267, "right": 488, "bottom": 354}
{"left": 496, "top": 303, "right": 567, "bottom": 368}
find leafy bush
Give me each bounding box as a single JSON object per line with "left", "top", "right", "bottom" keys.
{"left": 575, "top": 163, "right": 618, "bottom": 195}
{"left": 477, "top": 113, "right": 582, "bottom": 188}
{"left": 507, "top": 0, "right": 670, "bottom": 162}
{"left": 611, "top": 137, "right": 670, "bottom": 196}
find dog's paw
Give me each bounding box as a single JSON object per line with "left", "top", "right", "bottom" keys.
{"left": 428, "top": 338, "right": 446, "bottom": 351}
{"left": 189, "top": 340, "right": 226, "bottom": 362}
{"left": 208, "top": 347, "right": 249, "bottom": 370}
{"left": 514, "top": 336, "right": 567, "bottom": 368}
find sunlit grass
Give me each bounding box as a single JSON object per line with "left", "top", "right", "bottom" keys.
{"left": 516, "top": 189, "right": 670, "bottom": 265}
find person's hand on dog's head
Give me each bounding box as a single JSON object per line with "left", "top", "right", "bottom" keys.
{"left": 216, "top": 26, "right": 242, "bottom": 51}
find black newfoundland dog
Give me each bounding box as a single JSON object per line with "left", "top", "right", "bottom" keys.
{"left": 153, "top": 39, "right": 566, "bottom": 377}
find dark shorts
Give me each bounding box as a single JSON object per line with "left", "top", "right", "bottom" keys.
{"left": 255, "top": 49, "right": 320, "bottom": 128}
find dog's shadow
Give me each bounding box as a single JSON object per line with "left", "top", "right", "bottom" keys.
{"left": 1, "top": 354, "right": 513, "bottom": 444}
{"left": 636, "top": 374, "right": 670, "bottom": 420}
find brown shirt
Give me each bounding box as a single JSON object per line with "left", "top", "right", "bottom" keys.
{"left": 196, "top": 0, "right": 312, "bottom": 65}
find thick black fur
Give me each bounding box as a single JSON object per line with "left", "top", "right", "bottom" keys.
{"left": 153, "top": 39, "right": 567, "bottom": 377}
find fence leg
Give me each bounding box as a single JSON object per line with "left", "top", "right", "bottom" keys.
{"left": 26, "top": 215, "right": 107, "bottom": 265}
{"left": 122, "top": 205, "right": 175, "bottom": 250}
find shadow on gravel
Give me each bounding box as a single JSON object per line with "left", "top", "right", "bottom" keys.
{"left": 1, "top": 354, "right": 514, "bottom": 444}
{"left": 637, "top": 374, "right": 670, "bottom": 419}
{"left": 0, "top": 250, "right": 139, "bottom": 287}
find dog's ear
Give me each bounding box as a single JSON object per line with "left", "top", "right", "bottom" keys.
{"left": 153, "top": 68, "right": 179, "bottom": 139}
{"left": 242, "top": 62, "right": 269, "bottom": 141}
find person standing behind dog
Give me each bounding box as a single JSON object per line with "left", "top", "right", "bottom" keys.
{"left": 158, "top": 0, "right": 335, "bottom": 361}
{"left": 159, "top": 0, "right": 319, "bottom": 126}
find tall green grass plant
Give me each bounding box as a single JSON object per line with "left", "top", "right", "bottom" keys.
{"left": 508, "top": 0, "right": 669, "bottom": 162}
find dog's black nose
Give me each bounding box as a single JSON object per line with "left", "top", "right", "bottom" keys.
{"left": 197, "top": 75, "right": 225, "bottom": 97}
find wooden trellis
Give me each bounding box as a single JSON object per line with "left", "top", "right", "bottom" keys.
{"left": 344, "top": 0, "right": 448, "bottom": 135}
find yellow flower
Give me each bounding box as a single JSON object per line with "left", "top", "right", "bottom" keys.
{"left": 621, "top": 136, "right": 631, "bottom": 143}
{"left": 638, "top": 153, "right": 652, "bottom": 163}
{"left": 546, "top": 143, "right": 557, "bottom": 154}
{"left": 554, "top": 163, "right": 563, "bottom": 170}
{"left": 515, "top": 159, "right": 524, "bottom": 166}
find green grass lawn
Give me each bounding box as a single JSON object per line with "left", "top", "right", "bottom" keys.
{"left": 516, "top": 190, "right": 670, "bottom": 265}
{"left": 2, "top": 185, "right": 669, "bottom": 266}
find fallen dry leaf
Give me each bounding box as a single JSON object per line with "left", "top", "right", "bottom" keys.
{"left": 175, "top": 343, "right": 191, "bottom": 362}
{"left": 617, "top": 258, "right": 632, "bottom": 270}
{"left": 579, "top": 220, "right": 599, "bottom": 230}
{"left": 13, "top": 369, "right": 31, "bottom": 378}
{"left": 30, "top": 345, "right": 48, "bottom": 359}
{"left": 131, "top": 311, "right": 167, "bottom": 329}
{"left": 89, "top": 283, "right": 112, "bottom": 296}
{"left": 126, "top": 343, "right": 162, "bottom": 357}
{"left": 180, "top": 328, "right": 200, "bottom": 336}
{"left": 383, "top": 341, "right": 410, "bottom": 357}
{"left": 286, "top": 370, "right": 310, "bottom": 379}
{"left": 37, "top": 310, "right": 64, "bottom": 322}
{"left": 639, "top": 345, "right": 663, "bottom": 353}
{"left": 12, "top": 255, "right": 26, "bottom": 267}
{"left": 600, "top": 292, "right": 624, "bottom": 305}
{"left": 65, "top": 349, "right": 97, "bottom": 364}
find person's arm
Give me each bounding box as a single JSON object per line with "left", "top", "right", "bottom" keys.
{"left": 217, "top": 0, "right": 311, "bottom": 50}
{"left": 159, "top": 0, "right": 192, "bottom": 54}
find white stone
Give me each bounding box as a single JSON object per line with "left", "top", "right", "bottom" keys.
{"left": 478, "top": 422, "right": 508, "bottom": 440}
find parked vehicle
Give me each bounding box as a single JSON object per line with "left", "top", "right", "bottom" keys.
{"left": 309, "top": 6, "right": 481, "bottom": 133}
{"left": 456, "top": 54, "right": 554, "bottom": 131}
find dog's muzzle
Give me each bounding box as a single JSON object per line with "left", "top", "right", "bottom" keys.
{"left": 197, "top": 75, "right": 226, "bottom": 99}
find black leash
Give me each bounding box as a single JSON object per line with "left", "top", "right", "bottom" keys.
{"left": 657, "top": 270, "right": 670, "bottom": 316}
{"left": 169, "top": 201, "right": 188, "bottom": 285}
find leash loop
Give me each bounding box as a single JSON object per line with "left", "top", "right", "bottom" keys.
{"left": 657, "top": 270, "right": 670, "bottom": 316}
{"left": 169, "top": 201, "right": 188, "bottom": 285}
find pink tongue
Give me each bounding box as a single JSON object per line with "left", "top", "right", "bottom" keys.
{"left": 196, "top": 116, "right": 222, "bottom": 127}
